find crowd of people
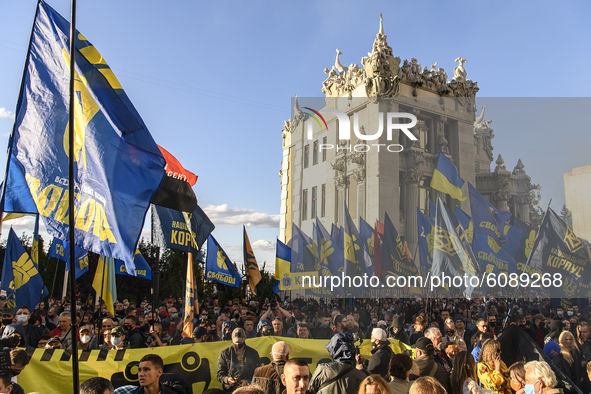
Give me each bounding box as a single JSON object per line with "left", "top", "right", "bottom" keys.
{"left": 1, "top": 294, "right": 591, "bottom": 393}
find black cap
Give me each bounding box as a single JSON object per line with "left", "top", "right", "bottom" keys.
{"left": 412, "top": 337, "right": 434, "bottom": 354}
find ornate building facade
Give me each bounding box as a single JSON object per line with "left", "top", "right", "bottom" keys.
{"left": 279, "top": 15, "right": 537, "bottom": 255}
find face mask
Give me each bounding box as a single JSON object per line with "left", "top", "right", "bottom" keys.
{"left": 171, "top": 313, "right": 178, "bottom": 319}
{"left": 64, "top": 308, "right": 70, "bottom": 313}
{"left": 567, "top": 311, "right": 574, "bottom": 316}
{"left": 81, "top": 335, "right": 91, "bottom": 344}
{"left": 147, "top": 319, "right": 155, "bottom": 325}
{"left": 233, "top": 342, "right": 245, "bottom": 350}
{"left": 10, "top": 368, "right": 20, "bottom": 376}
{"left": 2, "top": 318, "right": 12, "bottom": 326}
{"left": 16, "top": 315, "right": 28, "bottom": 324}
{"left": 124, "top": 324, "right": 134, "bottom": 331}
{"left": 489, "top": 322, "right": 496, "bottom": 328}
{"left": 557, "top": 311, "right": 563, "bottom": 316}
{"left": 447, "top": 330, "right": 454, "bottom": 336}
{"left": 524, "top": 381, "right": 539, "bottom": 394}
{"left": 372, "top": 342, "right": 378, "bottom": 349}
{"left": 538, "top": 322, "right": 545, "bottom": 328}
{"left": 214, "top": 310, "right": 220, "bottom": 315}
{"left": 111, "top": 337, "right": 122, "bottom": 347}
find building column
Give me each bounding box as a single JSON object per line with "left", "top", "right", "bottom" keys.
{"left": 405, "top": 175, "right": 420, "bottom": 255}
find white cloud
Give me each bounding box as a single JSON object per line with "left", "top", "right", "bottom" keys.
{"left": 252, "top": 239, "right": 275, "bottom": 251}
{"left": 0, "top": 108, "right": 14, "bottom": 120}
{"left": 203, "top": 204, "right": 279, "bottom": 228}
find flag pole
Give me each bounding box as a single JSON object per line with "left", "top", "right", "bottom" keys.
{"left": 67, "top": 0, "right": 80, "bottom": 391}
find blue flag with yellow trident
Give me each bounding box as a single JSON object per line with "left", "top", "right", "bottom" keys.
{"left": 115, "top": 249, "right": 152, "bottom": 280}
{"left": 417, "top": 208, "right": 434, "bottom": 272}
{"left": 430, "top": 152, "right": 467, "bottom": 201}
{"left": 0, "top": 1, "right": 165, "bottom": 272}
{"left": 432, "top": 198, "right": 480, "bottom": 298}
{"left": 205, "top": 235, "right": 241, "bottom": 288}
{"left": 48, "top": 238, "right": 89, "bottom": 279}
{"left": 1, "top": 228, "right": 48, "bottom": 310}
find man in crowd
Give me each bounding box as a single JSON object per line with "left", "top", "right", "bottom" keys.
{"left": 409, "top": 337, "right": 451, "bottom": 394}
{"left": 296, "top": 323, "right": 312, "bottom": 339}
{"left": 356, "top": 327, "right": 392, "bottom": 380}
{"left": 424, "top": 327, "right": 453, "bottom": 373}
{"left": 309, "top": 333, "right": 367, "bottom": 394}
{"left": 253, "top": 341, "right": 289, "bottom": 393}
{"left": 80, "top": 377, "right": 114, "bottom": 394}
{"left": 15, "top": 306, "right": 43, "bottom": 348}
{"left": 313, "top": 315, "right": 333, "bottom": 339}
{"left": 48, "top": 312, "right": 74, "bottom": 349}
{"left": 523, "top": 360, "right": 562, "bottom": 394}
{"left": 217, "top": 328, "right": 260, "bottom": 393}
{"left": 123, "top": 315, "right": 146, "bottom": 348}
{"left": 272, "top": 317, "right": 287, "bottom": 337}
{"left": 244, "top": 317, "right": 257, "bottom": 339}
{"left": 281, "top": 359, "right": 310, "bottom": 394}
{"left": 133, "top": 354, "right": 175, "bottom": 394}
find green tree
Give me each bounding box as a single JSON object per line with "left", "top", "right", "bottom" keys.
{"left": 560, "top": 203, "right": 573, "bottom": 229}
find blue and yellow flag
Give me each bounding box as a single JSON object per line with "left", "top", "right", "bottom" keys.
{"left": 343, "top": 204, "right": 372, "bottom": 277}
{"left": 469, "top": 183, "right": 517, "bottom": 277}
{"left": 430, "top": 152, "right": 467, "bottom": 201}
{"left": 274, "top": 239, "right": 292, "bottom": 292}
{"left": 331, "top": 224, "right": 344, "bottom": 250}
{"left": 48, "top": 238, "right": 89, "bottom": 279}
{"left": 205, "top": 235, "right": 241, "bottom": 288}
{"left": 115, "top": 249, "right": 151, "bottom": 280}
{"left": 0, "top": 2, "right": 166, "bottom": 271}
{"left": 92, "top": 256, "right": 117, "bottom": 317}
{"left": 432, "top": 198, "right": 480, "bottom": 297}
{"left": 526, "top": 208, "right": 591, "bottom": 298}
{"left": 417, "top": 208, "right": 434, "bottom": 272}
{"left": 1, "top": 228, "right": 48, "bottom": 310}
{"left": 152, "top": 204, "right": 215, "bottom": 254}
{"left": 290, "top": 223, "right": 318, "bottom": 273}
{"left": 359, "top": 217, "right": 375, "bottom": 273}
{"left": 382, "top": 212, "right": 418, "bottom": 277}
{"left": 454, "top": 207, "right": 473, "bottom": 244}
{"left": 514, "top": 217, "right": 537, "bottom": 273}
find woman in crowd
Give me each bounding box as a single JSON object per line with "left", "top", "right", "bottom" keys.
{"left": 358, "top": 374, "right": 391, "bottom": 394}
{"left": 552, "top": 330, "right": 584, "bottom": 390}
{"left": 476, "top": 340, "right": 511, "bottom": 394}
{"left": 388, "top": 353, "right": 414, "bottom": 394}
{"left": 451, "top": 351, "right": 494, "bottom": 394}
{"left": 507, "top": 361, "right": 525, "bottom": 393}
{"left": 562, "top": 320, "right": 571, "bottom": 333}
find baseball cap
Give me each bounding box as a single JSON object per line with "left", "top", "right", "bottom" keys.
{"left": 111, "top": 326, "right": 126, "bottom": 337}
{"left": 1, "top": 307, "right": 14, "bottom": 316}
{"left": 232, "top": 328, "right": 246, "bottom": 345}
{"left": 48, "top": 337, "right": 62, "bottom": 346}
{"left": 413, "top": 337, "right": 434, "bottom": 353}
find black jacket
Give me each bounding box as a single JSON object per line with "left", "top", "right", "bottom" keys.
{"left": 309, "top": 361, "right": 368, "bottom": 394}
{"left": 367, "top": 343, "right": 393, "bottom": 380}
{"left": 410, "top": 356, "right": 452, "bottom": 394}
{"left": 217, "top": 344, "right": 260, "bottom": 393}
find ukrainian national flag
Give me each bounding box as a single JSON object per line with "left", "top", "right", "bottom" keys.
{"left": 92, "top": 256, "right": 117, "bottom": 317}
{"left": 1, "top": 228, "right": 48, "bottom": 310}
{"left": 430, "top": 152, "right": 467, "bottom": 201}
{"left": 274, "top": 239, "right": 291, "bottom": 292}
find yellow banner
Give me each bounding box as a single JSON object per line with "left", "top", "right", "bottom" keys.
{"left": 19, "top": 336, "right": 410, "bottom": 393}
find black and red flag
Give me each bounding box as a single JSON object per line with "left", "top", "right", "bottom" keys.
{"left": 151, "top": 145, "right": 198, "bottom": 212}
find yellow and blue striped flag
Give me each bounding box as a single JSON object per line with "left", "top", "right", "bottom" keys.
{"left": 275, "top": 239, "right": 292, "bottom": 292}
{"left": 430, "top": 152, "right": 467, "bottom": 201}
{"left": 92, "top": 256, "right": 117, "bottom": 317}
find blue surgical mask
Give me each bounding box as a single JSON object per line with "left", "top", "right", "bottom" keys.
{"left": 567, "top": 311, "right": 574, "bottom": 316}
{"left": 524, "top": 380, "right": 539, "bottom": 394}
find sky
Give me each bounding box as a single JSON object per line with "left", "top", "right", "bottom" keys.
{"left": 0, "top": 0, "right": 590, "bottom": 274}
